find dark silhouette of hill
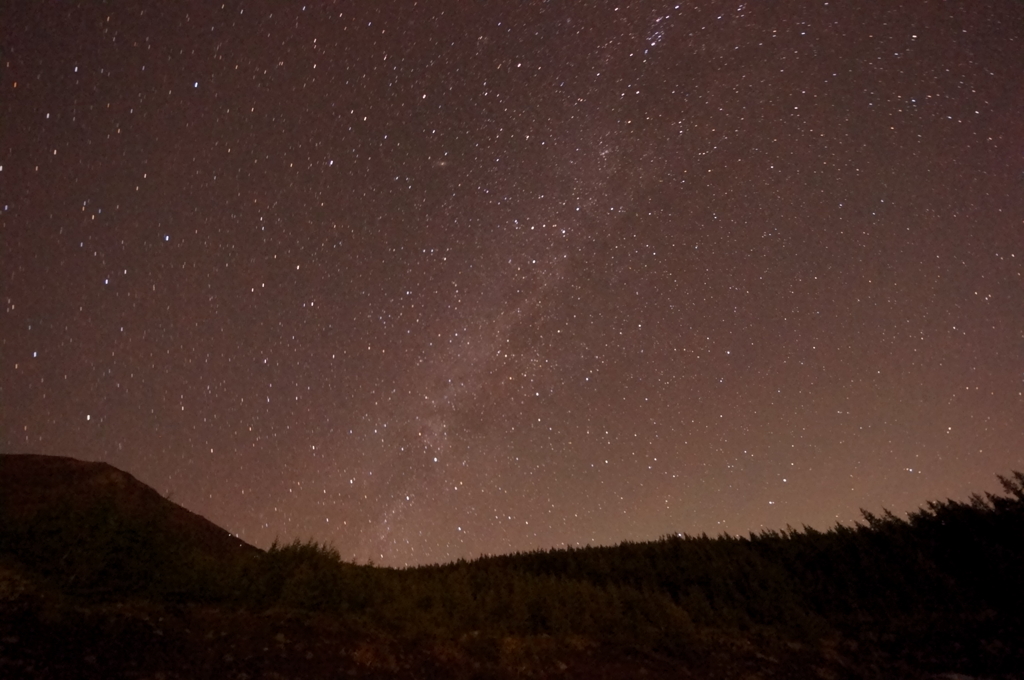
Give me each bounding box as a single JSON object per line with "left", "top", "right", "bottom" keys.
{"left": 0, "top": 453, "right": 259, "bottom": 602}
{"left": 2, "top": 453, "right": 1023, "bottom": 679}
{"left": 0, "top": 454, "right": 257, "bottom": 559}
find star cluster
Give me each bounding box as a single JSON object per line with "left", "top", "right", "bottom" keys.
{"left": 3, "top": 1, "right": 1022, "bottom": 566}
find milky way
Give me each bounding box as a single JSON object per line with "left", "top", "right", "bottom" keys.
{"left": 3, "top": 1, "right": 1023, "bottom": 566}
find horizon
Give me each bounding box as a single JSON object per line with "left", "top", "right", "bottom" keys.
{"left": 3, "top": 451, "right": 1020, "bottom": 570}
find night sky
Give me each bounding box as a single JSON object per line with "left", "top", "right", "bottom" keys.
{"left": 3, "top": 1, "right": 1022, "bottom": 567}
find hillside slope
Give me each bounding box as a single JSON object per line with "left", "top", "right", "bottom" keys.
{"left": 0, "top": 453, "right": 259, "bottom": 600}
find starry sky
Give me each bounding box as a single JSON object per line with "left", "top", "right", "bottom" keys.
{"left": 3, "top": 1, "right": 1023, "bottom": 566}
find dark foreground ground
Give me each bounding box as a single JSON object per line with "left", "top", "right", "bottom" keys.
{"left": 2, "top": 588, "right": 1019, "bottom": 680}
